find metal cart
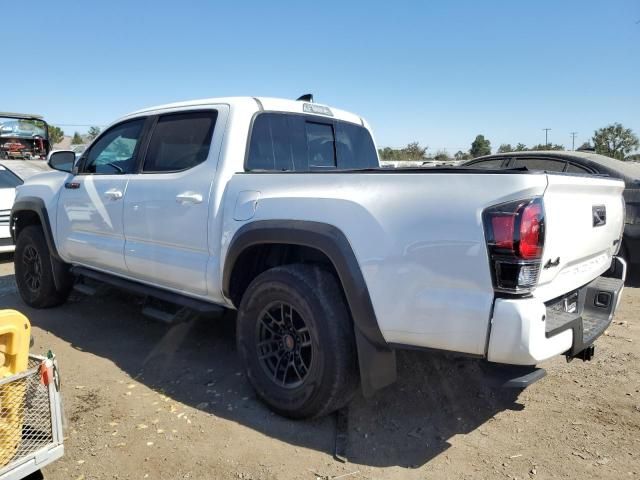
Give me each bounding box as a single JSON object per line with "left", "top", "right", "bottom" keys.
{"left": 0, "top": 355, "right": 64, "bottom": 480}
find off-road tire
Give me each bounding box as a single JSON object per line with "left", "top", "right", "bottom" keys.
{"left": 237, "top": 264, "right": 359, "bottom": 419}
{"left": 15, "top": 225, "right": 72, "bottom": 308}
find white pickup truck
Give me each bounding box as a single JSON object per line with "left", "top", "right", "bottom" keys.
{"left": 11, "top": 96, "right": 627, "bottom": 418}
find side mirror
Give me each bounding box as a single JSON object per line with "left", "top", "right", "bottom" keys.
{"left": 47, "top": 151, "right": 76, "bottom": 173}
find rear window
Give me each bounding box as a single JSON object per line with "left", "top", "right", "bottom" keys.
{"left": 246, "top": 113, "right": 377, "bottom": 171}
{"left": 467, "top": 159, "right": 506, "bottom": 169}
{"left": 0, "top": 167, "right": 23, "bottom": 188}
{"left": 565, "top": 163, "right": 591, "bottom": 173}
{"left": 512, "top": 158, "right": 566, "bottom": 172}
{"left": 306, "top": 122, "right": 336, "bottom": 168}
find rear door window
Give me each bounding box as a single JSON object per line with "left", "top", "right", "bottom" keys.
{"left": 143, "top": 111, "right": 217, "bottom": 173}
{"left": 512, "top": 158, "right": 567, "bottom": 172}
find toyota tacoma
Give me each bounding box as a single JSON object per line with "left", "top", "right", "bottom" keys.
{"left": 11, "top": 96, "right": 627, "bottom": 418}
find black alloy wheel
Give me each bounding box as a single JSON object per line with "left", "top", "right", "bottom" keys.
{"left": 22, "top": 245, "right": 43, "bottom": 293}
{"left": 256, "top": 301, "right": 313, "bottom": 389}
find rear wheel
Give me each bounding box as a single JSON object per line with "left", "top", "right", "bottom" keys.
{"left": 237, "top": 264, "right": 358, "bottom": 419}
{"left": 15, "top": 226, "right": 72, "bottom": 308}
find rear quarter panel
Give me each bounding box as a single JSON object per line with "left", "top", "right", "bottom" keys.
{"left": 221, "top": 171, "right": 548, "bottom": 356}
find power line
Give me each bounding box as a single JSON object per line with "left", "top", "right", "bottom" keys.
{"left": 543, "top": 128, "right": 551, "bottom": 146}
{"left": 570, "top": 132, "right": 578, "bottom": 150}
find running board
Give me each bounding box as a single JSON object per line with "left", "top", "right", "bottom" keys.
{"left": 71, "top": 266, "right": 225, "bottom": 315}
{"left": 142, "top": 306, "right": 177, "bottom": 324}
{"left": 141, "top": 298, "right": 196, "bottom": 324}
{"left": 73, "top": 282, "right": 97, "bottom": 296}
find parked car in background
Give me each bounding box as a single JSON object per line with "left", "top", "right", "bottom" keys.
{"left": 464, "top": 151, "right": 640, "bottom": 268}
{"left": 0, "top": 113, "right": 50, "bottom": 160}
{"left": 0, "top": 164, "right": 23, "bottom": 252}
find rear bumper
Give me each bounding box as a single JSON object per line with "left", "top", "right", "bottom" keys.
{"left": 487, "top": 257, "right": 625, "bottom": 365}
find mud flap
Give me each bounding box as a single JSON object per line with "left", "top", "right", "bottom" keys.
{"left": 354, "top": 328, "right": 397, "bottom": 397}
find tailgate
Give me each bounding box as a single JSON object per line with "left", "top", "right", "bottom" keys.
{"left": 535, "top": 174, "right": 625, "bottom": 301}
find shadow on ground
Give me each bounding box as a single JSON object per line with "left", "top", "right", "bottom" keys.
{"left": 1, "top": 296, "right": 523, "bottom": 467}
{"left": 0, "top": 253, "right": 527, "bottom": 468}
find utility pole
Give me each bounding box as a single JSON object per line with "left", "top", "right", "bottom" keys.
{"left": 570, "top": 132, "right": 578, "bottom": 150}
{"left": 543, "top": 128, "right": 551, "bottom": 147}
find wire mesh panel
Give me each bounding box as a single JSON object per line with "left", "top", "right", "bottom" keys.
{"left": 0, "top": 358, "right": 53, "bottom": 469}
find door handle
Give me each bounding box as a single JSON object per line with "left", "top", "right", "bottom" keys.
{"left": 176, "top": 192, "right": 203, "bottom": 204}
{"left": 104, "top": 189, "right": 123, "bottom": 200}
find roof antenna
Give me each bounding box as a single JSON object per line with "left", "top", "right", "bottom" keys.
{"left": 296, "top": 94, "right": 313, "bottom": 103}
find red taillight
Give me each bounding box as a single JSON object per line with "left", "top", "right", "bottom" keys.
{"left": 519, "top": 203, "right": 543, "bottom": 259}
{"left": 483, "top": 198, "right": 545, "bottom": 294}
{"left": 491, "top": 215, "right": 515, "bottom": 250}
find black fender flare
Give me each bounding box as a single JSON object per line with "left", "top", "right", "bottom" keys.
{"left": 223, "top": 220, "right": 397, "bottom": 396}
{"left": 11, "top": 197, "right": 70, "bottom": 290}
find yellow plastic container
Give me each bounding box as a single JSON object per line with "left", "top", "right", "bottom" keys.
{"left": 0, "top": 310, "right": 31, "bottom": 377}
{"left": 0, "top": 310, "right": 31, "bottom": 467}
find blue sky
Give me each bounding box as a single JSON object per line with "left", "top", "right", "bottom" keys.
{"left": 3, "top": 0, "right": 639, "bottom": 153}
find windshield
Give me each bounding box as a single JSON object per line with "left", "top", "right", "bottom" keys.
{"left": 0, "top": 166, "right": 23, "bottom": 188}
{"left": 0, "top": 115, "right": 47, "bottom": 140}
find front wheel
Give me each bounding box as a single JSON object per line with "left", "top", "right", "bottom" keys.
{"left": 15, "top": 226, "right": 71, "bottom": 308}
{"left": 237, "top": 264, "right": 359, "bottom": 419}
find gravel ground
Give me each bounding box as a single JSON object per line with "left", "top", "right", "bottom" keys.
{"left": 0, "top": 255, "right": 637, "bottom": 480}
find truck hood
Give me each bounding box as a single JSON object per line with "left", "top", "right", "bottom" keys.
{"left": 14, "top": 170, "right": 70, "bottom": 210}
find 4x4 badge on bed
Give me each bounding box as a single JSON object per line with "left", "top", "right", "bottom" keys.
{"left": 544, "top": 257, "right": 561, "bottom": 269}
{"left": 593, "top": 205, "right": 606, "bottom": 227}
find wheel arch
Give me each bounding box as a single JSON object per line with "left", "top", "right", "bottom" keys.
{"left": 223, "top": 220, "right": 397, "bottom": 396}
{"left": 11, "top": 197, "right": 58, "bottom": 255}
{"left": 11, "top": 197, "right": 70, "bottom": 290}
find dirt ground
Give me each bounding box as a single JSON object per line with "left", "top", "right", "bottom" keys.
{"left": 0, "top": 254, "right": 638, "bottom": 480}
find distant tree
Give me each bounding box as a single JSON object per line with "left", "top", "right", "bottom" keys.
{"left": 48, "top": 125, "right": 64, "bottom": 146}
{"left": 497, "top": 144, "right": 513, "bottom": 153}
{"left": 434, "top": 150, "right": 451, "bottom": 162}
{"left": 454, "top": 150, "right": 471, "bottom": 161}
{"left": 378, "top": 147, "right": 391, "bottom": 159}
{"left": 71, "top": 132, "right": 84, "bottom": 145}
{"left": 87, "top": 126, "right": 101, "bottom": 141}
{"left": 592, "top": 123, "right": 639, "bottom": 160}
{"left": 577, "top": 142, "right": 594, "bottom": 151}
{"left": 470, "top": 135, "right": 491, "bottom": 158}
{"left": 529, "top": 143, "right": 565, "bottom": 151}
{"left": 514, "top": 143, "right": 527, "bottom": 151}
{"left": 378, "top": 142, "right": 428, "bottom": 161}
{"left": 402, "top": 142, "right": 428, "bottom": 160}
